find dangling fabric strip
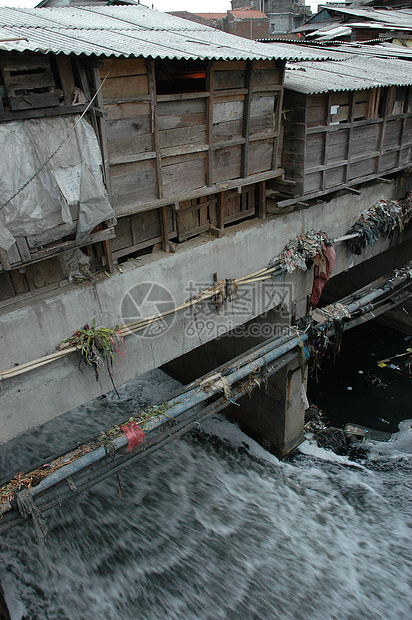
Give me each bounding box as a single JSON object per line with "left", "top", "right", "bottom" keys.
{"left": 120, "top": 422, "right": 145, "bottom": 452}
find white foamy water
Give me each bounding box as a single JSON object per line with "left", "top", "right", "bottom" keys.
{"left": 0, "top": 370, "right": 411, "bottom": 620}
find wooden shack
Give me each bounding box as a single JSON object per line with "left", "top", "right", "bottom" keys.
{"left": 270, "top": 54, "right": 412, "bottom": 206}
{"left": 0, "top": 5, "right": 295, "bottom": 306}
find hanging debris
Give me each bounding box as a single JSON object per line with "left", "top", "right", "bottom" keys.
{"left": 346, "top": 192, "right": 412, "bottom": 255}
{"left": 279, "top": 230, "right": 333, "bottom": 273}
{"left": 277, "top": 230, "right": 336, "bottom": 307}
{"left": 58, "top": 248, "right": 95, "bottom": 282}
{"left": 310, "top": 242, "right": 336, "bottom": 307}
{"left": 312, "top": 302, "right": 351, "bottom": 323}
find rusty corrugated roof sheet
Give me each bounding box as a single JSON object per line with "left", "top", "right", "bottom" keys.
{"left": 195, "top": 13, "right": 226, "bottom": 20}
{"left": 0, "top": 5, "right": 312, "bottom": 61}
{"left": 229, "top": 10, "right": 269, "bottom": 20}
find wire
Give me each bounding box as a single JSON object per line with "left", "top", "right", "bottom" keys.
{"left": 0, "top": 59, "right": 115, "bottom": 213}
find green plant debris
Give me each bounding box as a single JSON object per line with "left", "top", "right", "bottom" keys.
{"left": 64, "top": 319, "right": 125, "bottom": 368}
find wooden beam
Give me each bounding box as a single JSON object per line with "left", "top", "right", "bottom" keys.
{"left": 345, "top": 91, "right": 355, "bottom": 184}
{"left": 5, "top": 228, "right": 115, "bottom": 269}
{"left": 276, "top": 164, "right": 411, "bottom": 208}
{"left": 0, "top": 104, "right": 86, "bottom": 122}
{"left": 214, "top": 88, "right": 248, "bottom": 98}
{"left": 215, "top": 191, "right": 226, "bottom": 237}
{"left": 110, "top": 151, "right": 156, "bottom": 166}
{"left": 147, "top": 60, "right": 163, "bottom": 200}
{"left": 0, "top": 248, "right": 11, "bottom": 271}
{"left": 322, "top": 93, "right": 331, "bottom": 192}
{"left": 272, "top": 67, "right": 285, "bottom": 171}
{"left": 91, "top": 66, "right": 113, "bottom": 203}
{"left": 77, "top": 60, "right": 102, "bottom": 153}
{"left": 306, "top": 116, "right": 383, "bottom": 134}
{"left": 112, "top": 236, "right": 162, "bottom": 260}
{"left": 397, "top": 85, "right": 410, "bottom": 167}
{"left": 160, "top": 205, "right": 169, "bottom": 252}
{"left": 103, "top": 239, "right": 114, "bottom": 273}
{"left": 156, "top": 91, "right": 210, "bottom": 102}
{"left": 376, "top": 88, "right": 390, "bottom": 174}
{"left": 206, "top": 61, "right": 214, "bottom": 187}
{"left": 23, "top": 265, "right": 36, "bottom": 293}
{"left": 15, "top": 238, "right": 31, "bottom": 263}
{"left": 253, "top": 84, "right": 283, "bottom": 94}
{"left": 56, "top": 56, "right": 75, "bottom": 106}
{"left": 258, "top": 181, "right": 266, "bottom": 220}
{"left": 241, "top": 60, "right": 253, "bottom": 179}
{"left": 115, "top": 169, "right": 284, "bottom": 218}
{"left": 102, "top": 95, "right": 152, "bottom": 105}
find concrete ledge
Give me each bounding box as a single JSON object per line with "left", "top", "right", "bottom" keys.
{"left": 0, "top": 180, "right": 409, "bottom": 443}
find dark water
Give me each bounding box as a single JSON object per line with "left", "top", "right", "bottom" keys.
{"left": 0, "top": 345, "right": 411, "bottom": 619}
{"left": 308, "top": 321, "right": 411, "bottom": 433}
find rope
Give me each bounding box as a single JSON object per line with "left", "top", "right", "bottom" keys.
{"left": 16, "top": 488, "right": 47, "bottom": 547}
{"left": 1, "top": 231, "right": 409, "bottom": 383}
{"left": 0, "top": 60, "right": 116, "bottom": 213}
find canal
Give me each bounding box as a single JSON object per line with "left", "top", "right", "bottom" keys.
{"left": 0, "top": 322, "right": 411, "bottom": 619}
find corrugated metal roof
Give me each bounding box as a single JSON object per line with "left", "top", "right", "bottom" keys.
{"left": 0, "top": 5, "right": 315, "bottom": 61}
{"left": 313, "top": 25, "right": 353, "bottom": 41}
{"left": 323, "top": 42, "right": 412, "bottom": 60}
{"left": 259, "top": 43, "right": 353, "bottom": 62}
{"left": 285, "top": 54, "right": 412, "bottom": 94}
{"left": 348, "top": 20, "right": 412, "bottom": 32}
{"left": 318, "top": 6, "right": 412, "bottom": 29}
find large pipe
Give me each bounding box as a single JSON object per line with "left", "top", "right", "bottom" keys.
{"left": 26, "top": 334, "right": 308, "bottom": 501}
{"left": 346, "top": 271, "right": 411, "bottom": 315}
{"left": 0, "top": 350, "right": 299, "bottom": 532}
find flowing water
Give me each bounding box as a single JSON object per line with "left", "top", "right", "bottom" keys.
{"left": 0, "top": 366, "right": 411, "bottom": 620}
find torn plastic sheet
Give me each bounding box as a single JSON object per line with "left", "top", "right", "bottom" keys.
{"left": 0, "top": 116, "right": 115, "bottom": 251}
{"left": 120, "top": 422, "right": 146, "bottom": 452}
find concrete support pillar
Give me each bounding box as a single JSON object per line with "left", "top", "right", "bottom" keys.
{"left": 164, "top": 310, "right": 307, "bottom": 459}
{"left": 229, "top": 361, "right": 306, "bottom": 459}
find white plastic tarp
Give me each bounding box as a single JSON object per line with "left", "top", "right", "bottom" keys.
{"left": 0, "top": 116, "right": 115, "bottom": 251}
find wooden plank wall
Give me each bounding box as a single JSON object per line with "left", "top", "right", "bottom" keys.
{"left": 212, "top": 59, "right": 282, "bottom": 182}
{"left": 111, "top": 208, "right": 176, "bottom": 260}
{"left": 302, "top": 86, "right": 412, "bottom": 198}
{"left": 267, "top": 89, "right": 306, "bottom": 198}
{"left": 101, "top": 58, "right": 282, "bottom": 218}
{"left": 101, "top": 58, "right": 157, "bottom": 212}
{"left": 0, "top": 55, "right": 281, "bottom": 301}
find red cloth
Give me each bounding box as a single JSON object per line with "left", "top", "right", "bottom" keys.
{"left": 310, "top": 243, "right": 336, "bottom": 307}
{"left": 120, "top": 422, "right": 145, "bottom": 452}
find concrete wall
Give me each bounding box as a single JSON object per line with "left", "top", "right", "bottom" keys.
{"left": 0, "top": 179, "right": 409, "bottom": 443}
{"left": 225, "top": 16, "right": 270, "bottom": 39}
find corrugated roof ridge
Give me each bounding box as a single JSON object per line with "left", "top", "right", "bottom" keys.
{"left": 0, "top": 5, "right": 325, "bottom": 61}
{"left": 285, "top": 52, "right": 412, "bottom": 94}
